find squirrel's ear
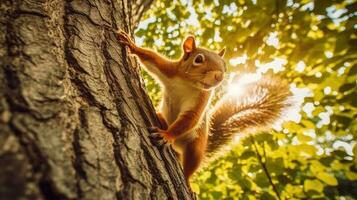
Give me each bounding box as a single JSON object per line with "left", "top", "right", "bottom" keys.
{"left": 183, "top": 36, "right": 196, "bottom": 53}
{"left": 218, "top": 47, "right": 226, "bottom": 57}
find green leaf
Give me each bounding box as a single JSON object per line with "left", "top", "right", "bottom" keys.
{"left": 312, "top": 106, "right": 325, "bottom": 116}
{"left": 296, "top": 144, "right": 317, "bottom": 156}
{"left": 348, "top": 64, "right": 357, "bottom": 76}
{"left": 316, "top": 172, "right": 338, "bottom": 186}
{"left": 256, "top": 172, "right": 270, "bottom": 187}
{"left": 339, "top": 83, "right": 356, "bottom": 93}
{"left": 297, "top": 133, "right": 313, "bottom": 142}
{"left": 260, "top": 191, "right": 276, "bottom": 200}
{"left": 266, "top": 157, "right": 284, "bottom": 175}
{"left": 304, "top": 179, "right": 324, "bottom": 193}
{"left": 240, "top": 150, "right": 255, "bottom": 159}
{"left": 346, "top": 171, "right": 357, "bottom": 181}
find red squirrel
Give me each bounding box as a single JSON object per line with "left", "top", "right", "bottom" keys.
{"left": 115, "top": 30, "right": 291, "bottom": 188}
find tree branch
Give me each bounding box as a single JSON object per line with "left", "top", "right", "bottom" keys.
{"left": 250, "top": 135, "right": 281, "bottom": 200}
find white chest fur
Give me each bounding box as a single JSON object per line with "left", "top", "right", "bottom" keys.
{"left": 160, "top": 78, "right": 200, "bottom": 125}
{"left": 159, "top": 77, "right": 212, "bottom": 154}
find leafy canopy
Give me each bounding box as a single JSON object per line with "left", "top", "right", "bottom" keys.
{"left": 136, "top": 0, "right": 357, "bottom": 199}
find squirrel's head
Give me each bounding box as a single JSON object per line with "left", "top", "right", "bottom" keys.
{"left": 179, "top": 36, "right": 226, "bottom": 90}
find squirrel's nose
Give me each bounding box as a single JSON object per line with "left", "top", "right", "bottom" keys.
{"left": 214, "top": 72, "right": 223, "bottom": 81}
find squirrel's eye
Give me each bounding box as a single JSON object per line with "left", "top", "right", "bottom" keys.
{"left": 193, "top": 54, "right": 205, "bottom": 65}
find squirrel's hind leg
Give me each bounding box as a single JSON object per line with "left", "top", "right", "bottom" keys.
{"left": 182, "top": 131, "right": 207, "bottom": 188}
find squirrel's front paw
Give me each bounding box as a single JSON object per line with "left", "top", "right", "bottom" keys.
{"left": 115, "top": 30, "right": 135, "bottom": 49}
{"left": 148, "top": 127, "right": 174, "bottom": 146}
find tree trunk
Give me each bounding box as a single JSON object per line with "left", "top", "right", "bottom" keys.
{"left": 0, "top": 0, "right": 193, "bottom": 199}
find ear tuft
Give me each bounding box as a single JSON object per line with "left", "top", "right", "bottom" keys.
{"left": 218, "top": 47, "right": 226, "bottom": 57}
{"left": 183, "top": 36, "right": 196, "bottom": 53}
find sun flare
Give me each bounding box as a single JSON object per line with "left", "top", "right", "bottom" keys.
{"left": 227, "top": 73, "right": 262, "bottom": 98}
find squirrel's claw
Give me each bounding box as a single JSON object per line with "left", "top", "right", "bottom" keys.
{"left": 150, "top": 133, "right": 167, "bottom": 146}
{"left": 149, "top": 132, "right": 167, "bottom": 146}
{"left": 115, "top": 29, "right": 135, "bottom": 48}
{"left": 148, "top": 127, "right": 166, "bottom": 146}
{"left": 148, "top": 126, "right": 172, "bottom": 146}
{"left": 148, "top": 126, "right": 159, "bottom": 133}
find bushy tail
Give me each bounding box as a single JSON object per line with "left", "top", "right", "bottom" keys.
{"left": 206, "top": 74, "right": 292, "bottom": 158}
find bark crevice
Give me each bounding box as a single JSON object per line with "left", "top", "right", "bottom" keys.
{"left": 1, "top": 0, "right": 194, "bottom": 199}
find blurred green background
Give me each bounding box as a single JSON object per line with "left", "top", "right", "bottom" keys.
{"left": 135, "top": 0, "right": 357, "bottom": 199}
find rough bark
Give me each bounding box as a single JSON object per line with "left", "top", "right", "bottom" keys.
{"left": 0, "top": 0, "right": 193, "bottom": 199}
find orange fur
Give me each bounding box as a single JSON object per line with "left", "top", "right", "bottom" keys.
{"left": 183, "top": 124, "right": 208, "bottom": 185}
{"left": 131, "top": 46, "right": 178, "bottom": 78}
{"left": 116, "top": 30, "right": 225, "bottom": 189}
{"left": 115, "top": 31, "right": 292, "bottom": 195}
{"left": 116, "top": 30, "right": 291, "bottom": 192}
{"left": 167, "top": 91, "right": 210, "bottom": 137}
{"left": 156, "top": 112, "right": 168, "bottom": 130}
